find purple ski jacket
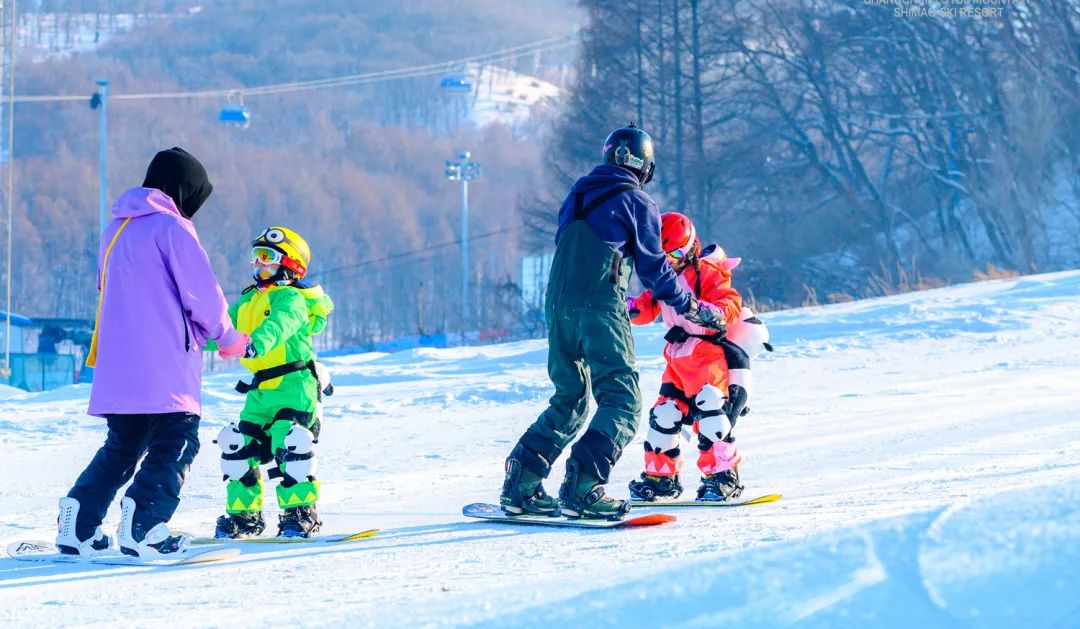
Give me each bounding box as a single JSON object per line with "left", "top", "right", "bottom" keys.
{"left": 87, "top": 187, "right": 240, "bottom": 417}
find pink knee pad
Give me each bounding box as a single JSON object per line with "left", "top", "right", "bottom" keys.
{"left": 698, "top": 441, "right": 740, "bottom": 475}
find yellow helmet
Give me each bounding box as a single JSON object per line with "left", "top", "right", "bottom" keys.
{"left": 251, "top": 226, "right": 311, "bottom": 279}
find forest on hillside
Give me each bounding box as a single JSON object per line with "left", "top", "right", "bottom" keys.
{"left": 1, "top": 0, "right": 579, "bottom": 345}
{"left": 5, "top": 0, "right": 1079, "bottom": 349}
{"left": 541, "top": 0, "right": 1080, "bottom": 305}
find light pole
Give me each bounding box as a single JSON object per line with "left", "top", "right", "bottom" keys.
{"left": 0, "top": 0, "right": 12, "bottom": 381}
{"left": 90, "top": 79, "right": 108, "bottom": 233}
{"left": 444, "top": 150, "right": 480, "bottom": 330}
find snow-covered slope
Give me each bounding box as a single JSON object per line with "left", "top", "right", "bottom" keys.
{"left": 15, "top": 12, "right": 179, "bottom": 61}
{"left": 1, "top": 271, "right": 1079, "bottom": 627}
{"left": 459, "top": 62, "right": 562, "bottom": 128}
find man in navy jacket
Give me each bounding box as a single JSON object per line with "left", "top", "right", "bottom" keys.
{"left": 500, "top": 123, "right": 724, "bottom": 519}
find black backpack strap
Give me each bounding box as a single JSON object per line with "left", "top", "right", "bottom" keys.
{"left": 572, "top": 183, "right": 637, "bottom": 221}
{"left": 235, "top": 360, "right": 311, "bottom": 393}
{"left": 664, "top": 325, "right": 728, "bottom": 348}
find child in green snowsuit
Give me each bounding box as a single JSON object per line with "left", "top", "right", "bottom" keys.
{"left": 213, "top": 226, "right": 334, "bottom": 539}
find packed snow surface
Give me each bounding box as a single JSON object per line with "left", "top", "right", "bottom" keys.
{"left": 1, "top": 271, "right": 1079, "bottom": 627}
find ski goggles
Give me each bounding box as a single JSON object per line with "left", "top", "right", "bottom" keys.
{"left": 251, "top": 246, "right": 284, "bottom": 265}
{"left": 666, "top": 249, "right": 687, "bottom": 262}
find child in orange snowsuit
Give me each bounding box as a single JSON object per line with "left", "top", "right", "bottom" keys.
{"left": 626, "top": 212, "right": 770, "bottom": 502}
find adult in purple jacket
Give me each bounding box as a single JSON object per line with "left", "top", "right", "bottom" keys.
{"left": 56, "top": 148, "right": 250, "bottom": 558}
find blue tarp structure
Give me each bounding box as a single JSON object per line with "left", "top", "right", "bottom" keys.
{"left": 0, "top": 311, "right": 83, "bottom": 392}
{"left": 3, "top": 353, "right": 77, "bottom": 392}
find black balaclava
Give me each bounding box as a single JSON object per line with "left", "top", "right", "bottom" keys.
{"left": 142, "top": 147, "right": 213, "bottom": 219}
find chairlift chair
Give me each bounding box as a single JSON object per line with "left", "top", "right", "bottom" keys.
{"left": 219, "top": 92, "right": 251, "bottom": 128}
{"left": 439, "top": 74, "right": 473, "bottom": 94}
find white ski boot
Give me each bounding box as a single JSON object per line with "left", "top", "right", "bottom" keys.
{"left": 117, "top": 497, "right": 190, "bottom": 557}
{"left": 56, "top": 497, "right": 111, "bottom": 556}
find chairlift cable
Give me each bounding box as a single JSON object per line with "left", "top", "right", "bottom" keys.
{"left": 243, "top": 35, "right": 571, "bottom": 95}
{"left": 11, "top": 34, "right": 577, "bottom": 104}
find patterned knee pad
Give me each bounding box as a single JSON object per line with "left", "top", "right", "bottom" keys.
{"left": 644, "top": 399, "right": 687, "bottom": 477}
{"left": 266, "top": 419, "right": 320, "bottom": 510}
{"left": 695, "top": 385, "right": 732, "bottom": 444}
{"left": 217, "top": 423, "right": 266, "bottom": 513}
{"left": 275, "top": 423, "right": 317, "bottom": 485}
{"left": 216, "top": 424, "right": 257, "bottom": 483}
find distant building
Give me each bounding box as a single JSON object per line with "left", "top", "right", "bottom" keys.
{"left": 0, "top": 311, "right": 33, "bottom": 353}
{"left": 519, "top": 253, "right": 553, "bottom": 335}
{"left": 0, "top": 312, "right": 90, "bottom": 392}
{"left": 520, "top": 253, "right": 553, "bottom": 312}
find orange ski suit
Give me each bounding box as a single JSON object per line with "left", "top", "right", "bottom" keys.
{"left": 630, "top": 247, "right": 742, "bottom": 397}
{"left": 628, "top": 245, "right": 745, "bottom": 477}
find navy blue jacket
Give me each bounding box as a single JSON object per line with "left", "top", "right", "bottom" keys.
{"left": 555, "top": 165, "right": 690, "bottom": 313}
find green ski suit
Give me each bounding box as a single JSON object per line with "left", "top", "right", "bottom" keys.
{"left": 224, "top": 282, "right": 333, "bottom": 513}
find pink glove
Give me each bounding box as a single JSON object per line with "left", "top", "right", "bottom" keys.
{"left": 218, "top": 333, "right": 252, "bottom": 360}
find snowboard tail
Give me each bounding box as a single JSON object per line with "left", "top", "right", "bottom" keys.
{"left": 462, "top": 503, "right": 675, "bottom": 528}
{"left": 7, "top": 539, "right": 238, "bottom": 566}
{"left": 6, "top": 540, "right": 79, "bottom": 563}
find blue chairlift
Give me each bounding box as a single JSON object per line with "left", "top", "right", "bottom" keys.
{"left": 219, "top": 92, "right": 251, "bottom": 128}
{"left": 439, "top": 74, "right": 472, "bottom": 94}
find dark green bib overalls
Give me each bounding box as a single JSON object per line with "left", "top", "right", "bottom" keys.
{"left": 520, "top": 184, "right": 643, "bottom": 483}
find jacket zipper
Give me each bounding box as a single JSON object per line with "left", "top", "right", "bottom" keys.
{"left": 180, "top": 308, "right": 191, "bottom": 352}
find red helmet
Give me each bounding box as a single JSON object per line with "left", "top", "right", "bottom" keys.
{"left": 660, "top": 212, "right": 699, "bottom": 264}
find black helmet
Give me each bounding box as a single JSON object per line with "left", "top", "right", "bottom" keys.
{"left": 602, "top": 122, "right": 655, "bottom": 185}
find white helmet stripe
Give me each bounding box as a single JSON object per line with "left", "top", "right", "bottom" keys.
{"left": 677, "top": 221, "right": 697, "bottom": 257}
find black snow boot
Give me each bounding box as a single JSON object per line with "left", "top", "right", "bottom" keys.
{"left": 696, "top": 468, "right": 744, "bottom": 502}
{"left": 214, "top": 511, "right": 267, "bottom": 539}
{"left": 628, "top": 473, "right": 684, "bottom": 502}
{"left": 558, "top": 459, "right": 631, "bottom": 521}
{"left": 278, "top": 505, "right": 322, "bottom": 538}
{"left": 500, "top": 455, "right": 560, "bottom": 516}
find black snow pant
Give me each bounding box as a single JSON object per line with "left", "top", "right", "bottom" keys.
{"left": 67, "top": 413, "right": 200, "bottom": 540}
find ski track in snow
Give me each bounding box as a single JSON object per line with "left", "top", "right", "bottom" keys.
{"left": 1, "top": 272, "right": 1079, "bottom": 627}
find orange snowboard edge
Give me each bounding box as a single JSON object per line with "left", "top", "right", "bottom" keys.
{"left": 623, "top": 513, "right": 677, "bottom": 526}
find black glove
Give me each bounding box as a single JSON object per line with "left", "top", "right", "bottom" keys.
{"left": 683, "top": 297, "right": 726, "bottom": 333}
{"left": 244, "top": 343, "right": 258, "bottom": 359}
